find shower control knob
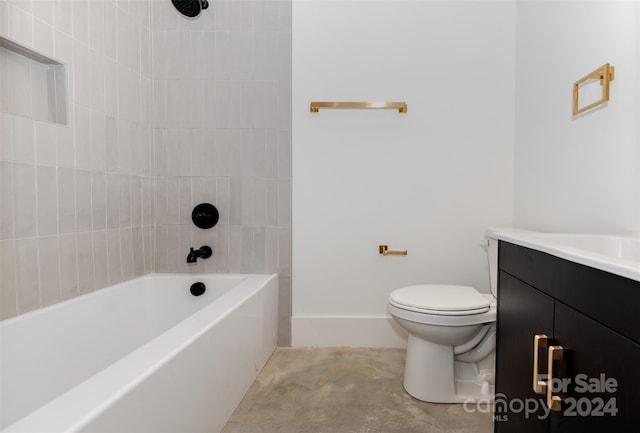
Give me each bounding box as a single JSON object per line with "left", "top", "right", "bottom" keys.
{"left": 190, "top": 282, "right": 206, "bottom": 297}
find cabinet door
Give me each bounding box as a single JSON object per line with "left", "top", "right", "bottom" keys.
{"left": 495, "top": 272, "right": 554, "bottom": 433}
{"left": 550, "top": 302, "right": 640, "bottom": 433}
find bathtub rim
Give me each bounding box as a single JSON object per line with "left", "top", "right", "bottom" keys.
{"left": 1, "top": 272, "right": 278, "bottom": 433}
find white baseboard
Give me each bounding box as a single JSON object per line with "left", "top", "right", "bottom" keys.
{"left": 291, "top": 316, "right": 408, "bottom": 348}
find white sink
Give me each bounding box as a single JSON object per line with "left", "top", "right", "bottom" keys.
{"left": 526, "top": 233, "right": 640, "bottom": 262}
{"left": 493, "top": 230, "right": 640, "bottom": 283}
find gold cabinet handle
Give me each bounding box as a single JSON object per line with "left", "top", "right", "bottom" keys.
{"left": 379, "top": 245, "right": 408, "bottom": 256}
{"left": 533, "top": 334, "right": 549, "bottom": 395}
{"left": 547, "top": 345, "right": 564, "bottom": 411}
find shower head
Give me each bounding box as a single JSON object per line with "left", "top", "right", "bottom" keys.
{"left": 171, "top": 0, "right": 209, "bottom": 18}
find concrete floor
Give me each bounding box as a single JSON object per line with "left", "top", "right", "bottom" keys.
{"left": 222, "top": 348, "right": 493, "bottom": 433}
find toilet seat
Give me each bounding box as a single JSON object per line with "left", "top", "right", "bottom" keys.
{"left": 389, "top": 285, "right": 490, "bottom": 316}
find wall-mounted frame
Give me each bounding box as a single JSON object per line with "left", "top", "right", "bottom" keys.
{"left": 572, "top": 63, "right": 615, "bottom": 116}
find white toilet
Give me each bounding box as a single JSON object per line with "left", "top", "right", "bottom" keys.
{"left": 387, "top": 236, "right": 499, "bottom": 403}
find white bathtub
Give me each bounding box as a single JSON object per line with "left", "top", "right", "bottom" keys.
{"left": 0, "top": 273, "right": 278, "bottom": 433}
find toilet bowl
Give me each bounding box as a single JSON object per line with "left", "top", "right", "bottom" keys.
{"left": 387, "top": 236, "right": 499, "bottom": 403}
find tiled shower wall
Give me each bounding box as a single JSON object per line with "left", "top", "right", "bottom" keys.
{"left": 0, "top": 0, "right": 155, "bottom": 319}
{"left": 0, "top": 0, "right": 293, "bottom": 345}
{"left": 151, "top": 0, "right": 292, "bottom": 345}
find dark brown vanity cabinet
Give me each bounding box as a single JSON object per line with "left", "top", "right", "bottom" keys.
{"left": 495, "top": 241, "right": 640, "bottom": 433}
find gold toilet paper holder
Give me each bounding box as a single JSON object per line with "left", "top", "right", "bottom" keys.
{"left": 379, "top": 245, "right": 408, "bottom": 256}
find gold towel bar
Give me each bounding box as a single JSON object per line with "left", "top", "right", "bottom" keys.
{"left": 310, "top": 101, "right": 408, "bottom": 113}
{"left": 573, "top": 63, "right": 615, "bottom": 116}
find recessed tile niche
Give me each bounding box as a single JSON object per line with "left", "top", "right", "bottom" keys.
{"left": 0, "top": 36, "right": 68, "bottom": 125}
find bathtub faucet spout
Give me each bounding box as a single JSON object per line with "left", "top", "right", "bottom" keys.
{"left": 187, "top": 246, "right": 213, "bottom": 263}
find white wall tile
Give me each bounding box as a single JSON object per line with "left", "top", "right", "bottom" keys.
{"left": 214, "top": 129, "right": 229, "bottom": 175}
{"left": 216, "top": 176, "right": 230, "bottom": 225}
{"left": 4, "top": 52, "right": 31, "bottom": 118}
{"left": 213, "top": 225, "right": 228, "bottom": 272}
{"left": 0, "top": 161, "right": 15, "bottom": 240}
{"left": 12, "top": 114, "right": 35, "bottom": 163}
{"left": 277, "top": 178, "right": 290, "bottom": 226}
{"left": 264, "top": 227, "right": 278, "bottom": 273}
{"left": 229, "top": 176, "right": 242, "bottom": 225}
{"left": 106, "top": 228, "right": 121, "bottom": 284}
{"left": 119, "top": 174, "right": 131, "bottom": 227}
{"left": 129, "top": 16, "right": 141, "bottom": 73}
{"left": 278, "top": 129, "right": 291, "bottom": 179}
{"left": 154, "top": 225, "right": 167, "bottom": 272}
{"left": 92, "top": 230, "right": 108, "bottom": 290}
{"left": 142, "top": 226, "right": 152, "bottom": 273}
{"left": 0, "top": 0, "right": 7, "bottom": 35}
{"left": 8, "top": 3, "right": 33, "bottom": 46}
{"left": 166, "top": 177, "right": 179, "bottom": 224}
{"left": 240, "top": 226, "right": 253, "bottom": 273}
{"left": 228, "top": 129, "right": 242, "bottom": 175}
{"left": 90, "top": 109, "right": 106, "bottom": 171}
{"left": 75, "top": 104, "right": 91, "bottom": 169}
{"left": 30, "top": 61, "right": 49, "bottom": 122}
{"left": 105, "top": 115, "right": 118, "bottom": 171}
{"left": 76, "top": 231, "right": 94, "bottom": 293}
{"left": 13, "top": 162, "right": 37, "bottom": 238}
{"left": 90, "top": 52, "right": 106, "bottom": 113}
{"left": 104, "top": 59, "right": 118, "bottom": 117}
{"left": 33, "top": 19, "right": 54, "bottom": 57}
{"left": 91, "top": 171, "right": 106, "bottom": 230}
{"left": 277, "top": 79, "right": 290, "bottom": 130}
{"left": 178, "top": 224, "right": 192, "bottom": 273}
{"left": 213, "top": 80, "right": 230, "bottom": 128}
{"left": 76, "top": 169, "right": 92, "bottom": 231}
{"left": 58, "top": 232, "right": 78, "bottom": 299}
{"left": 265, "top": 129, "right": 277, "bottom": 177}
{"left": 37, "top": 165, "right": 58, "bottom": 235}
{"left": 265, "top": 178, "right": 278, "bottom": 226}
{"left": 15, "top": 238, "right": 40, "bottom": 313}
{"left": 38, "top": 235, "right": 61, "bottom": 306}
{"left": 57, "top": 167, "right": 76, "bottom": 233}
{"left": 89, "top": 0, "right": 105, "bottom": 52}
{"left": 120, "top": 227, "right": 134, "bottom": 280}
{"left": 132, "top": 226, "right": 144, "bottom": 276}
{"left": 35, "top": 122, "right": 57, "bottom": 165}
{"left": 54, "top": 0, "right": 73, "bottom": 37}
{"left": 56, "top": 121, "right": 74, "bottom": 168}
{"left": 240, "top": 176, "right": 253, "bottom": 225}
{"left": 0, "top": 240, "right": 18, "bottom": 319}
{"left": 165, "top": 225, "right": 180, "bottom": 272}
{"left": 142, "top": 177, "right": 153, "bottom": 226}
{"left": 131, "top": 176, "right": 142, "bottom": 226}
{"left": 178, "top": 177, "right": 191, "bottom": 225}
{"left": 0, "top": 115, "right": 13, "bottom": 161}
{"left": 278, "top": 226, "right": 290, "bottom": 274}
{"left": 116, "top": 6, "right": 130, "bottom": 68}
{"left": 253, "top": 177, "right": 266, "bottom": 226}
{"left": 33, "top": 0, "right": 54, "bottom": 27}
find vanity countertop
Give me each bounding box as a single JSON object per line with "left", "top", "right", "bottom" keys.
{"left": 493, "top": 231, "right": 640, "bottom": 283}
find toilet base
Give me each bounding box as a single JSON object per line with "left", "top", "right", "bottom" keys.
{"left": 403, "top": 334, "right": 494, "bottom": 403}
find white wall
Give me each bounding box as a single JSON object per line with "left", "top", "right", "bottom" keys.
{"left": 292, "top": 1, "right": 516, "bottom": 346}
{"left": 513, "top": 1, "right": 640, "bottom": 233}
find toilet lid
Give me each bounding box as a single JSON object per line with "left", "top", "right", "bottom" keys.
{"left": 389, "top": 285, "right": 490, "bottom": 314}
